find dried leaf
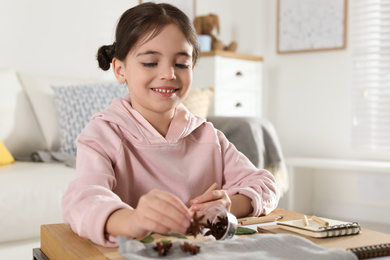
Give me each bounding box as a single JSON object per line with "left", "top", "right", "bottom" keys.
{"left": 140, "top": 234, "right": 154, "bottom": 243}
{"left": 236, "top": 226, "right": 257, "bottom": 235}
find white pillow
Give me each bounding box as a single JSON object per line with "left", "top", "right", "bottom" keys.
{"left": 0, "top": 68, "right": 46, "bottom": 158}
{"left": 18, "top": 73, "right": 116, "bottom": 152}
{"left": 51, "top": 83, "right": 128, "bottom": 156}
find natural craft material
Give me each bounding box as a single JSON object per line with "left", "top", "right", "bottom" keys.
{"left": 235, "top": 226, "right": 257, "bottom": 235}
{"left": 140, "top": 234, "right": 154, "bottom": 243}
{"left": 153, "top": 240, "right": 172, "bottom": 256}
{"left": 186, "top": 212, "right": 206, "bottom": 238}
{"left": 237, "top": 215, "right": 283, "bottom": 225}
{"left": 180, "top": 242, "right": 201, "bottom": 255}
{"left": 205, "top": 215, "right": 229, "bottom": 240}
{"left": 151, "top": 213, "right": 253, "bottom": 256}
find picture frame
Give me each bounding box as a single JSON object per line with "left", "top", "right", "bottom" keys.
{"left": 277, "top": 0, "right": 347, "bottom": 54}
{"left": 139, "top": 0, "right": 196, "bottom": 21}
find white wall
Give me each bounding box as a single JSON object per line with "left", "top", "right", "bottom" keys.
{"left": 0, "top": 0, "right": 138, "bottom": 80}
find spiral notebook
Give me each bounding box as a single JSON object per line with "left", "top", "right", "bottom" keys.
{"left": 347, "top": 243, "right": 390, "bottom": 259}
{"left": 277, "top": 217, "right": 361, "bottom": 238}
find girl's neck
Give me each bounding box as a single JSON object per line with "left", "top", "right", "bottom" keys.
{"left": 129, "top": 101, "right": 175, "bottom": 137}
{"left": 143, "top": 110, "right": 174, "bottom": 137}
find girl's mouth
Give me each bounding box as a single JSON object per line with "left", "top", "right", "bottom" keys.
{"left": 151, "top": 88, "right": 177, "bottom": 93}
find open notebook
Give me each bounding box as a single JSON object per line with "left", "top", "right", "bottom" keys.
{"left": 277, "top": 217, "right": 361, "bottom": 238}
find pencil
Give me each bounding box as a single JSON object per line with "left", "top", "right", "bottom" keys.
{"left": 311, "top": 215, "right": 329, "bottom": 226}
{"left": 189, "top": 182, "right": 218, "bottom": 211}
{"left": 303, "top": 215, "right": 309, "bottom": 226}
{"left": 238, "top": 215, "right": 283, "bottom": 225}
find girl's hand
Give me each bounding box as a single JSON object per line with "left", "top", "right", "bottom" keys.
{"left": 106, "top": 189, "right": 192, "bottom": 239}
{"left": 189, "top": 189, "right": 232, "bottom": 214}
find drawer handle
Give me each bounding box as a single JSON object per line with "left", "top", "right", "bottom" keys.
{"left": 236, "top": 71, "right": 243, "bottom": 76}
{"left": 235, "top": 102, "right": 242, "bottom": 107}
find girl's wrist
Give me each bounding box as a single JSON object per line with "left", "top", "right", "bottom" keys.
{"left": 230, "top": 194, "right": 253, "bottom": 218}
{"left": 105, "top": 208, "right": 136, "bottom": 237}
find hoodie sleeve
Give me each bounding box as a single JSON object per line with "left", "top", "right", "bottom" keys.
{"left": 217, "top": 130, "right": 280, "bottom": 216}
{"left": 62, "top": 120, "right": 131, "bottom": 247}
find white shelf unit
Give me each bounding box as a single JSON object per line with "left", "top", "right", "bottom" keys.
{"left": 192, "top": 50, "right": 263, "bottom": 118}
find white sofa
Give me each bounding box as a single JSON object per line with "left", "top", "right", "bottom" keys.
{"left": 0, "top": 68, "right": 113, "bottom": 259}
{"left": 0, "top": 68, "right": 288, "bottom": 259}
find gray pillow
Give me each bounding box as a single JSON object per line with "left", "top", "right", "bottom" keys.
{"left": 51, "top": 83, "right": 128, "bottom": 156}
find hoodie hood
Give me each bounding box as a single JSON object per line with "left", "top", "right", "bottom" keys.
{"left": 91, "top": 95, "right": 206, "bottom": 145}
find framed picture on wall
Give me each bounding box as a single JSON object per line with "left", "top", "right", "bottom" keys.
{"left": 139, "top": 0, "right": 196, "bottom": 21}
{"left": 277, "top": 0, "right": 347, "bottom": 54}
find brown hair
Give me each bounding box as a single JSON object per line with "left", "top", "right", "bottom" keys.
{"left": 97, "top": 2, "right": 200, "bottom": 71}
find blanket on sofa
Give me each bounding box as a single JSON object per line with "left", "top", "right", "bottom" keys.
{"left": 207, "top": 116, "right": 289, "bottom": 197}
{"left": 31, "top": 150, "right": 76, "bottom": 168}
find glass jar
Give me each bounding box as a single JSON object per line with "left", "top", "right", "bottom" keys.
{"left": 202, "top": 206, "right": 238, "bottom": 240}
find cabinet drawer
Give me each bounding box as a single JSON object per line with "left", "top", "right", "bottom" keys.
{"left": 215, "top": 58, "right": 261, "bottom": 90}
{"left": 214, "top": 91, "right": 258, "bottom": 117}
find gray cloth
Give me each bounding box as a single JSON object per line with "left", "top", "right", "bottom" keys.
{"left": 30, "top": 150, "right": 76, "bottom": 168}
{"left": 117, "top": 234, "right": 357, "bottom": 260}
{"left": 207, "top": 116, "right": 282, "bottom": 170}
{"left": 208, "top": 116, "right": 289, "bottom": 196}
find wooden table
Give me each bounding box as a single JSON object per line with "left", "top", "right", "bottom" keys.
{"left": 34, "top": 208, "right": 390, "bottom": 259}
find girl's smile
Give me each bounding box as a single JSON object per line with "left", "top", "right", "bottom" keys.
{"left": 150, "top": 87, "right": 178, "bottom": 96}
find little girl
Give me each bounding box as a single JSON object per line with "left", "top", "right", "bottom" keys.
{"left": 62, "top": 2, "right": 279, "bottom": 247}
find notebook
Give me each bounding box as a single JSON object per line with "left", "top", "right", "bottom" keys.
{"left": 347, "top": 243, "right": 390, "bottom": 259}
{"left": 277, "top": 217, "right": 361, "bottom": 238}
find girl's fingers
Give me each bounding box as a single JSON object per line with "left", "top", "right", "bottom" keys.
{"left": 146, "top": 201, "right": 191, "bottom": 233}
{"left": 190, "top": 190, "right": 231, "bottom": 212}
{"left": 154, "top": 190, "right": 192, "bottom": 218}
{"left": 191, "top": 189, "right": 226, "bottom": 204}
{"left": 136, "top": 190, "right": 192, "bottom": 234}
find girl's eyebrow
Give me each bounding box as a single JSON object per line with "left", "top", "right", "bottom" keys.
{"left": 177, "top": 51, "right": 192, "bottom": 58}
{"left": 136, "top": 50, "right": 160, "bottom": 57}
{"left": 136, "top": 50, "right": 191, "bottom": 58}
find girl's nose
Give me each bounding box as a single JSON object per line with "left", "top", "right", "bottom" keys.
{"left": 160, "top": 66, "right": 176, "bottom": 80}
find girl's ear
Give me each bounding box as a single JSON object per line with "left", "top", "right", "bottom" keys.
{"left": 112, "top": 58, "right": 126, "bottom": 84}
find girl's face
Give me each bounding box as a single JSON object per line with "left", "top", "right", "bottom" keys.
{"left": 113, "top": 24, "right": 193, "bottom": 120}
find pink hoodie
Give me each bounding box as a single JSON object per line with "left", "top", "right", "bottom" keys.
{"left": 62, "top": 95, "right": 279, "bottom": 247}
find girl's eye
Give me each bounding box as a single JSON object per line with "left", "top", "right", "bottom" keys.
{"left": 142, "top": 62, "right": 157, "bottom": 67}
{"left": 176, "top": 64, "right": 189, "bottom": 69}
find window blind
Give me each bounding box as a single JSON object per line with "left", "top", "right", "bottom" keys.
{"left": 351, "top": 0, "right": 390, "bottom": 150}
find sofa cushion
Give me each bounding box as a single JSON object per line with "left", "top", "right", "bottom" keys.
{"left": 18, "top": 73, "right": 116, "bottom": 152}
{"left": 0, "top": 68, "right": 46, "bottom": 158}
{"left": 182, "top": 87, "right": 214, "bottom": 118}
{"left": 0, "top": 141, "right": 14, "bottom": 165}
{"left": 51, "top": 83, "right": 128, "bottom": 156}
{"left": 0, "top": 161, "right": 76, "bottom": 242}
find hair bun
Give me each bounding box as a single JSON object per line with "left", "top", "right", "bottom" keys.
{"left": 97, "top": 44, "right": 116, "bottom": 71}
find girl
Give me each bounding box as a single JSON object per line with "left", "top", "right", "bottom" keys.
{"left": 62, "top": 2, "right": 279, "bottom": 247}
